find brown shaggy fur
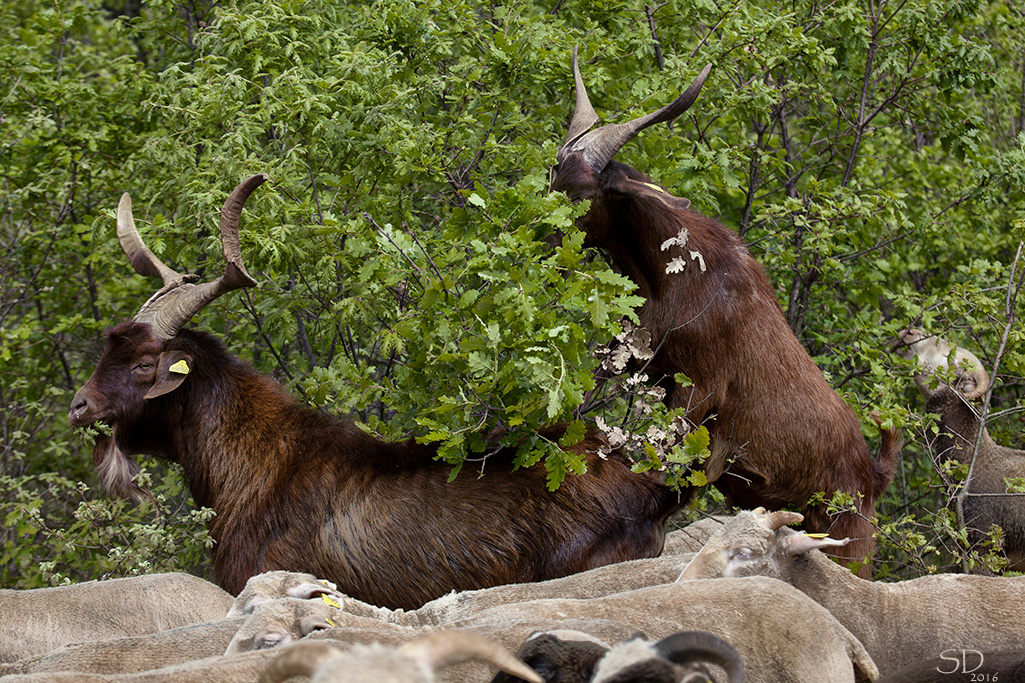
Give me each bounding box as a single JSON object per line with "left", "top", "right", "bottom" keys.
{"left": 69, "top": 322, "right": 682, "bottom": 609}
{"left": 551, "top": 155, "right": 902, "bottom": 575}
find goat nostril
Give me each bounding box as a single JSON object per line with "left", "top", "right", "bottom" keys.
{"left": 68, "top": 394, "right": 92, "bottom": 424}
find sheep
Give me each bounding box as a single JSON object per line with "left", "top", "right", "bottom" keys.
{"left": 0, "top": 574, "right": 359, "bottom": 677}
{"left": 257, "top": 631, "right": 543, "bottom": 683}
{"left": 227, "top": 570, "right": 350, "bottom": 617}
{"left": 589, "top": 631, "right": 743, "bottom": 683}
{"left": 408, "top": 553, "right": 690, "bottom": 627}
{"left": 220, "top": 557, "right": 691, "bottom": 650}
{"left": 894, "top": 329, "right": 1025, "bottom": 569}
{"left": 0, "top": 617, "right": 245, "bottom": 678}
{"left": 487, "top": 630, "right": 612, "bottom": 683}
{"left": 225, "top": 596, "right": 414, "bottom": 655}
{"left": 677, "top": 507, "right": 1025, "bottom": 677}
{"left": 446, "top": 576, "right": 878, "bottom": 683}
{"left": 489, "top": 630, "right": 743, "bottom": 683}
{"left": 0, "top": 573, "right": 234, "bottom": 663}
{"left": 207, "top": 571, "right": 875, "bottom": 681}
{"left": 662, "top": 516, "right": 729, "bottom": 555}
{"left": 67, "top": 174, "right": 685, "bottom": 610}
{"left": 0, "top": 606, "right": 420, "bottom": 683}
{"left": 0, "top": 649, "right": 281, "bottom": 683}
{"left": 549, "top": 49, "right": 902, "bottom": 576}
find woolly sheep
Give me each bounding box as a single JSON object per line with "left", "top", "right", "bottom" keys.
{"left": 678, "top": 508, "right": 1025, "bottom": 677}
{"left": 248, "top": 576, "right": 872, "bottom": 682}
{"left": 0, "top": 573, "right": 234, "bottom": 663}
{"left": 0, "top": 571, "right": 360, "bottom": 677}
{"left": 0, "top": 617, "right": 244, "bottom": 677}
{"left": 227, "top": 570, "right": 350, "bottom": 617}
{"left": 487, "top": 629, "right": 612, "bottom": 683}
{"left": 662, "top": 517, "right": 729, "bottom": 555}
{"left": 257, "top": 631, "right": 543, "bottom": 683}
{"left": 409, "top": 554, "right": 690, "bottom": 627}
{"left": 225, "top": 596, "right": 411, "bottom": 655}
{"left": 447, "top": 576, "right": 877, "bottom": 683}
{"left": 589, "top": 631, "right": 743, "bottom": 683}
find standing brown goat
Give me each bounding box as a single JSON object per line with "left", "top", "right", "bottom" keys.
{"left": 550, "top": 52, "right": 902, "bottom": 574}
{"left": 68, "top": 174, "right": 682, "bottom": 609}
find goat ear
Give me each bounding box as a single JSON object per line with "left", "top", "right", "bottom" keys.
{"left": 606, "top": 176, "right": 692, "bottom": 210}
{"left": 144, "top": 350, "right": 194, "bottom": 399}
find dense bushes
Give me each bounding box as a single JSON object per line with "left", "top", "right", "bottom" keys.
{"left": 1, "top": 0, "right": 1022, "bottom": 587}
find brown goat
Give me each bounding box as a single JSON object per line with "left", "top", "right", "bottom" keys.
{"left": 68, "top": 174, "right": 682, "bottom": 610}
{"left": 550, "top": 51, "right": 902, "bottom": 574}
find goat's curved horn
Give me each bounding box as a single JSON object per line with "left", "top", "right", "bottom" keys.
{"left": 655, "top": 631, "right": 744, "bottom": 683}
{"left": 125, "top": 173, "right": 267, "bottom": 340}
{"left": 563, "top": 46, "right": 600, "bottom": 149}
{"left": 400, "top": 631, "right": 543, "bottom": 683}
{"left": 558, "top": 55, "right": 712, "bottom": 173}
{"left": 258, "top": 641, "right": 340, "bottom": 683}
{"left": 117, "top": 194, "right": 189, "bottom": 285}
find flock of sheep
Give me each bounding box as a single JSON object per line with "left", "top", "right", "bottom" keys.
{"left": 2, "top": 495, "right": 1024, "bottom": 682}
{"left": 3, "top": 51, "right": 1024, "bottom": 683}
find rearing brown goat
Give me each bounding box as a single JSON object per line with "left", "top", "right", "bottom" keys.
{"left": 550, "top": 52, "right": 902, "bottom": 574}
{"left": 68, "top": 174, "right": 682, "bottom": 609}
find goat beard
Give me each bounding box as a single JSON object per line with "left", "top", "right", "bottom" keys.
{"left": 92, "top": 430, "right": 153, "bottom": 504}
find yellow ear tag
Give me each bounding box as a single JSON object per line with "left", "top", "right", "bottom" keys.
{"left": 642, "top": 181, "right": 666, "bottom": 194}
{"left": 324, "top": 617, "right": 336, "bottom": 627}
{"left": 805, "top": 533, "right": 830, "bottom": 539}
{"left": 321, "top": 595, "right": 342, "bottom": 609}
{"left": 168, "top": 360, "right": 190, "bottom": 375}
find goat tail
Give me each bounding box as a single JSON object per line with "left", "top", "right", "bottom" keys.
{"left": 869, "top": 412, "right": 904, "bottom": 498}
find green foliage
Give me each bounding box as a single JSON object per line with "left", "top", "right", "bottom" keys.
{"left": 1, "top": 0, "right": 1023, "bottom": 586}
{"left": 1, "top": 468, "right": 214, "bottom": 588}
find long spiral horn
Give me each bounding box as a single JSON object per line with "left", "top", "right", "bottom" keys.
{"left": 121, "top": 173, "right": 267, "bottom": 339}
{"left": 557, "top": 50, "right": 711, "bottom": 173}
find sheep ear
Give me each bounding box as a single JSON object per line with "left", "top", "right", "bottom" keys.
{"left": 287, "top": 582, "right": 345, "bottom": 604}
{"left": 300, "top": 614, "right": 335, "bottom": 636}
{"left": 784, "top": 531, "right": 850, "bottom": 556}
{"left": 144, "top": 351, "right": 194, "bottom": 399}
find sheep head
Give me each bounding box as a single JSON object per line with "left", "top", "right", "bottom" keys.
{"left": 676, "top": 507, "right": 849, "bottom": 582}
{"left": 894, "top": 328, "right": 990, "bottom": 401}
{"left": 490, "top": 629, "right": 611, "bottom": 683}
{"left": 590, "top": 631, "right": 743, "bottom": 683}
{"left": 229, "top": 571, "right": 348, "bottom": 617}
